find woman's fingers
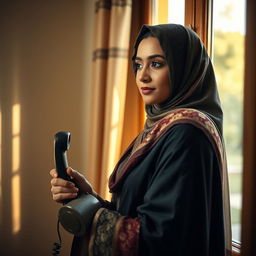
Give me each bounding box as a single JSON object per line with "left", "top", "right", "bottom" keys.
{"left": 52, "top": 192, "right": 78, "bottom": 202}
{"left": 50, "top": 167, "right": 96, "bottom": 203}
{"left": 66, "top": 168, "right": 84, "bottom": 183}
{"left": 50, "top": 168, "right": 83, "bottom": 203}
{"left": 49, "top": 169, "right": 58, "bottom": 178}
{"left": 50, "top": 176, "right": 78, "bottom": 203}
{"left": 50, "top": 168, "right": 86, "bottom": 189}
{"left": 51, "top": 177, "right": 75, "bottom": 187}
{"left": 51, "top": 185, "right": 78, "bottom": 195}
{"left": 66, "top": 168, "right": 93, "bottom": 194}
{"left": 51, "top": 181, "right": 78, "bottom": 202}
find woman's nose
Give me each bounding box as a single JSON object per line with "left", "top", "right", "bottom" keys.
{"left": 139, "top": 67, "right": 151, "bottom": 83}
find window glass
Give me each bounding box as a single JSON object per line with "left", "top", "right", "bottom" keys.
{"left": 168, "top": 0, "right": 185, "bottom": 25}
{"left": 152, "top": 0, "right": 185, "bottom": 25}
{"left": 212, "top": 0, "right": 246, "bottom": 242}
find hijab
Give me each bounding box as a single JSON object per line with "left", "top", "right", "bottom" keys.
{"left": 132, "top": 24, "right": 223, "bottom": 135}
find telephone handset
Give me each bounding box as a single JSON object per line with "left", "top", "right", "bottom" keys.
{"left": 54, "top": 131, "right": 74, "bottom": 204}
{"left": 53, "top": 131, "right": 101, "bottom": 237}
{"left": 54, "top": 131, "right": 72, "bottom": 180}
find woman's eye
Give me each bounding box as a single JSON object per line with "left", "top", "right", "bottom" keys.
{"left": 151, "top": 61, "right": 163, "bottom": 68}
{"left": 135, "top": 62, "right": 143, "bottom": 70}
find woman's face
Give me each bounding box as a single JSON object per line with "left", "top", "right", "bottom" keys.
{"left": 135, "top": 37, "right": 171, "bottom": 105}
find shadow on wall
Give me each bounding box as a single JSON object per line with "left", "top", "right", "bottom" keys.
{"left": 0, "top": 1, "right": 95, "bottom": 255}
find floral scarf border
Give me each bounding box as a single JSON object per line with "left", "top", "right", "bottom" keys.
{"left": 137, "top": 108, "right": 223, "bottom": 165}
{"left": 89, "top": 208, "right": 140, "bottom": 256}
{"left": 109, "top": 108, "right": 224, "bottom": 192}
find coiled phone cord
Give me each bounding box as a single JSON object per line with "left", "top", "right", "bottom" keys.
{"left": 52, "top": 220, "right": 62, "bottom": 256}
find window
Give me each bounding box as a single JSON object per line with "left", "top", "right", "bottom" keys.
{"left": 152, "top": 0, "right": 185, "bottom": 25}
{"left": 212, "top": 0, "right": 246, "bottom": 242}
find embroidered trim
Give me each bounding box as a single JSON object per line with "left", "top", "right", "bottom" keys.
{"left": 137, "top": 108, "right": 222, "bottom": 161}
{"left": 109, "top": 108, "right": 224, "bottom": 192}
{"left": 89, "top": 208, "right": 121, "bottom": 256}
{"left": 89, "top": 208, "right": 104, "bottom": 256}
{"left": 113, "top": 217, "right": 140, "bottom": 256}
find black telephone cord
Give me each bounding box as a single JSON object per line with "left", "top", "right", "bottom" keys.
{"left": 52, "top": 220, "right": 62, "bottom": 256}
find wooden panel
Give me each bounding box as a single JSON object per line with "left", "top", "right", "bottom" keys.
{"left": 185, "top": 0, "right": 195, "bottom": 28}
{"left": 184, "top": 0, "right": 212, "bottom": 52}
{"left": 241, "top": 0, "right": 256, "bottom": 255}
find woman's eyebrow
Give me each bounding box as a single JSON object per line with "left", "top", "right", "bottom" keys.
{"left": 135, "top": 54, "right": 166, "bottom": 61}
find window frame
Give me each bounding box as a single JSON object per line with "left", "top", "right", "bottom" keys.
{"left": 184, "top": 0, "right": 212, "bottom": 54}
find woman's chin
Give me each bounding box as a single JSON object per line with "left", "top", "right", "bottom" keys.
{"left": 142, "top": 96, "right": 158, "bottom": 105}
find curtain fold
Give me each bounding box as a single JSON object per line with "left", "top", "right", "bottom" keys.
{"left": 120, "top": 0, "right": 149, "bottom": 155}
{"left": 88, "top": 0, "right": 134, "bottom": 199}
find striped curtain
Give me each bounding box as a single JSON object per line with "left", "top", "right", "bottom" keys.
{"left": 88, "top": 0, "right": 137, "bottom": 199}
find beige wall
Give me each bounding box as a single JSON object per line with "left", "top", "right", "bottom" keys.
{"left": 0, "top": 0, "right": 95, "bottom": 255}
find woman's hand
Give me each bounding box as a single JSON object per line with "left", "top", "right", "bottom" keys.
{"left": 50, "top": 167, "right": 96, "bottom": 203}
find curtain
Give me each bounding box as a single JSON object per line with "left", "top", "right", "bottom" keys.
{"left": 88, "top": 0, "right": 145, "bottom": 199}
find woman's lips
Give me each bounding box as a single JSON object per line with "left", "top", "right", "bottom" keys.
{"left": 141, "top": 87, "right": 155, "bottom": 95}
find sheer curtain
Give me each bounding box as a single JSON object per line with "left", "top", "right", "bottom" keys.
{"left": 88, "top": 0, "right": 146, "bottom": 199}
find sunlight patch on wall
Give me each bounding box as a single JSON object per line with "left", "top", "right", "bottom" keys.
{"left": 12, "top": 104, "right": 21, "bottom": 234}
{"left": 12, "top": 104, "right": 20, "bottom": 136}
{"left": 12, "top": 137, "right": 20, "bottom": 172}
{"left": 11, "top": 175, "right": 20, "bottom": 234}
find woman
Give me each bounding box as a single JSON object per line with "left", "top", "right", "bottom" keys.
{"left": 50, "top": 24, "right": 232, "bottom": 256}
